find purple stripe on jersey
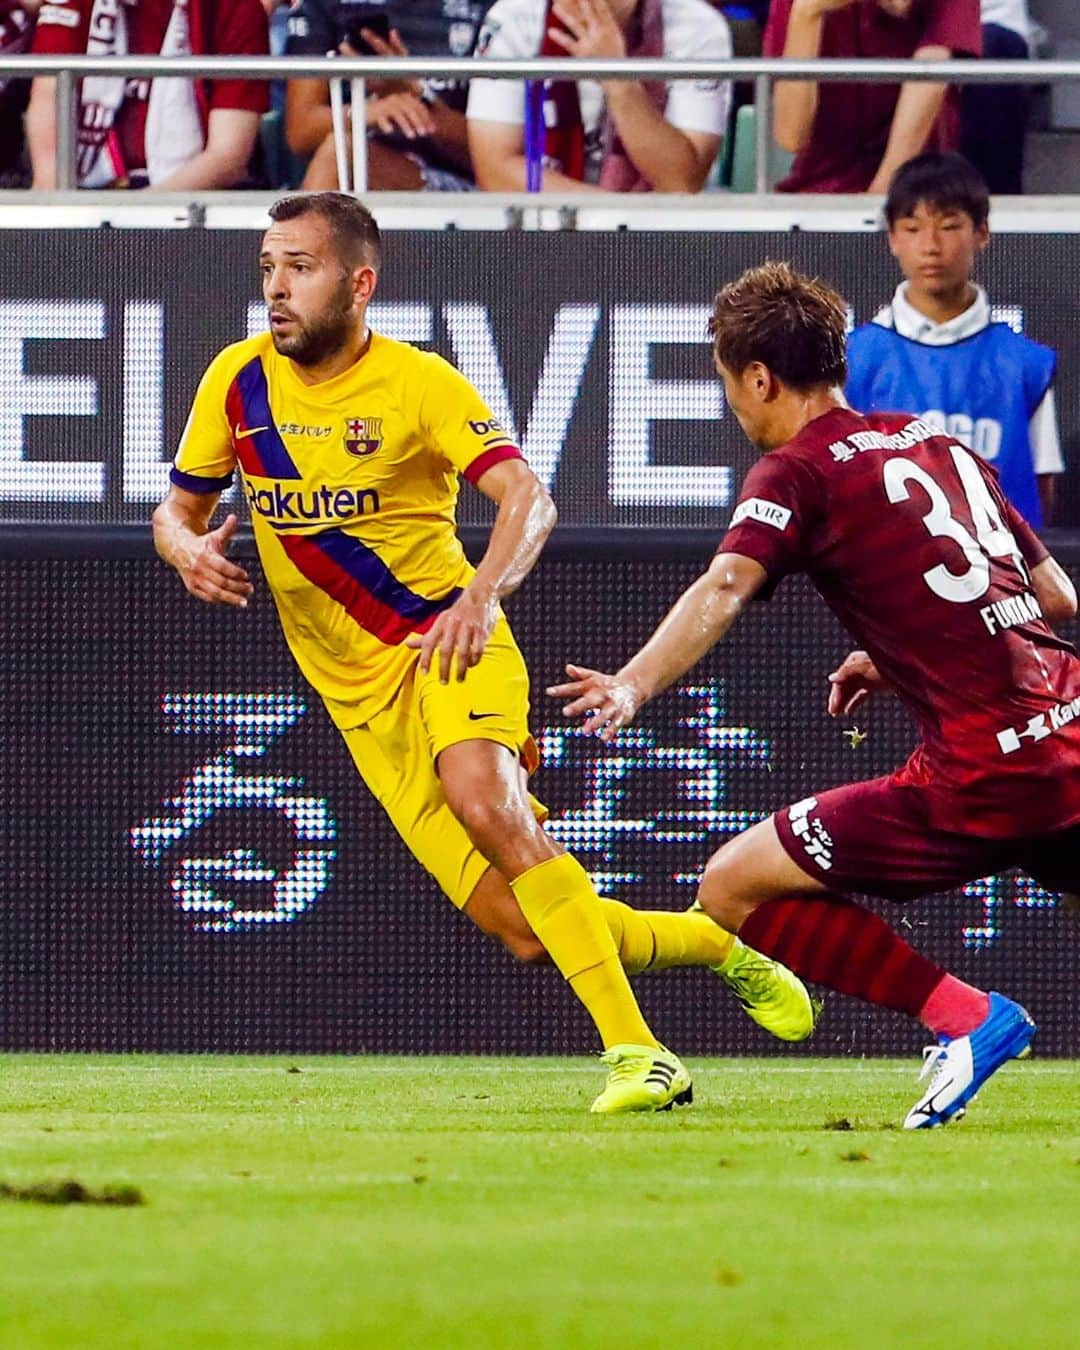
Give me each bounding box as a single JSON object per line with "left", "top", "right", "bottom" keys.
{"left": 230, "top": 357, "right": 303, "bottom": 481}
{"left": 307, "top": 527, "right": 463, "bottom": 626}
{"left": 170, "top": 467, "right": 234, "bottom": 493}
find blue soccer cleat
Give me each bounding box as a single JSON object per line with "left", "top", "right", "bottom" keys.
{"left": 903, "top": 992, "right": 1036, "bottom": 1130}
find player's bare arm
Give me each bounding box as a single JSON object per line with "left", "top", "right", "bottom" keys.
{"left": 152, "top": 486, "right": 253, "bottom": 608}
{"left": 1031, "top": 555, "right": 1078, "bottom": 625}
{"left": 407, "top": 459, "right": 557, "bottom": 683}
{"left": 550, "top": 551, "right": 767, "bottom": 741}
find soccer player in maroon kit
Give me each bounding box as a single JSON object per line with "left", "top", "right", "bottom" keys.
{"left": 552, "top": 262, "right": 1080, "bottom": 1129}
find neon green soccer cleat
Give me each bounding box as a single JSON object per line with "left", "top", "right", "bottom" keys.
{"left": 714, "top": 936, "right": 820, "bottom": 1042}
{"left": 590, "top": 1044, "right": 693, "bottom": 1115}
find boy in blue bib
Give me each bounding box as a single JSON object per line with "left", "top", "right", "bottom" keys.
{"left": 847, "top": 152, "right": 1061, "bottom": 527}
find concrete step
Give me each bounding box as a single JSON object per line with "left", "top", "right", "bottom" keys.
{"left": 1023, "top": 130, "right": 1080, "bottom": 192}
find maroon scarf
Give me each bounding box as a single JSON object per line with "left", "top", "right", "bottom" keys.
{"left": 539, "top": 0, "right": 667, "bottom": 191}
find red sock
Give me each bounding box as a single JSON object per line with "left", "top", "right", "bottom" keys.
{"left": 918, "top": 975, "right": 990, "bottom": 1040}
{"left": 739, "top": 894, "right": 945, "bottom": 1019}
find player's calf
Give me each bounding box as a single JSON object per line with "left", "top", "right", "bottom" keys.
{"left": 495, "top": 930, "right": 549, "bottom": 966}
{"left": 463, "top": 866, "right": 551, "bottom": 966}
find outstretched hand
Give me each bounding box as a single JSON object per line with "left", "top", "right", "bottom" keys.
{"left": 827, "top": 649, "right": 884, "bottom": 718}
{"left": 547, "top": 663, "right": 644, "bottom": 741}
{"left": 178, "top": 514, "right": 253, "bottom": 608}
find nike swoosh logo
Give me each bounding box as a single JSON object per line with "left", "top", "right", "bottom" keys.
{"left": 467, "top": 711, "right": 498, "bottom": 721}
{"left": 234, "top": 424, "right": 269, "bottom": 441}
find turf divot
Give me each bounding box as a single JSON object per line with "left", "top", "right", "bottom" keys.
{"left": 0, "top": 1180, "right": 146, "bottom": 1207}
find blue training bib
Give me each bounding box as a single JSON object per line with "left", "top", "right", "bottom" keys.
{"left": 845, "top": 322, "right": 1056, "bottom": 526}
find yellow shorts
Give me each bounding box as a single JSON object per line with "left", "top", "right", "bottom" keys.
{"left": 338, "top": 617, "right": 546, "bottom": 909}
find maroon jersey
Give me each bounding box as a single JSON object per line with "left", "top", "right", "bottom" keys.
{"left": 32, "top": 0, "right": 268, "bottom": 177}
{"left": 0, "top": 2, "right": 34, "bottom": 81}
{"left": 0, "top": 1, "right": 34, "bottom": 173}
{"left": 721, "top": 407, "right": 1080, "bottom": 838}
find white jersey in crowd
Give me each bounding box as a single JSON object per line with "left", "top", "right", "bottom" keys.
{"left": 874, "top": 282, "right": 1062, "bottom": 476}
{"left": 980, "top": 0, "right": 1030, "bottom": 41}
{"left": 467, "top": 0, "right": 732, "bottom": 183}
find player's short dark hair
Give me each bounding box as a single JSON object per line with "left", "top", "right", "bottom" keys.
{"left": 884, "top": 153, "right": 990, "bottom": 229}
{"left": 709, "top": 261, "right": 848, "bottom": 391}
{"left": 268, "top": 192, "right": 382, "bottom": 270}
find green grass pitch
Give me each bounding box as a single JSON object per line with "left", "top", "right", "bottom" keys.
{"left": 3, "top": 1055, "right": 1080, "bottom": 1349}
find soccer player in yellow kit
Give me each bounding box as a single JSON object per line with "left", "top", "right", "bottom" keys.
{"left": 153, "top": 193, "right": 815, "bottom": 1112}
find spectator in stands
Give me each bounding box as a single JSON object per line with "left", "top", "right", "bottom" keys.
{"left": 766, "top": 0, "right": 981, "bottom": 194}
{"left": 264, "top": 0, "right": 291, "bottom": 53}
{"left": 711, "top": 1, "right": 766, "bottom": 57}
{"left": 468, "top": 0, "right": 732, "bottom": 193}
{"left": 0, "top": 1, "right": 40, "bottom": 185}
{"left": 961, "top": 0, "right": 1033, "bottom": 195}
{"left": 847, "top": 152, "right": 1062, "bottom": 526}
{"left": 264, "top": 0, "right": 292, "bottom": 116}
{"left": 285, "top": 1, "right": 493, "bottom": 191}
{"left": 26, "top": 0, "right": 269, "bottom": 190}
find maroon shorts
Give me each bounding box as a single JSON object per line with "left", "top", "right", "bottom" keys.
{"left": 774, "top": 775, "right": 1079, "bottom": 901}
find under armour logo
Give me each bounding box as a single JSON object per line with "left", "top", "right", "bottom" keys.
{"left": 997, "top": 714, "right": 1052, "bottom": 755}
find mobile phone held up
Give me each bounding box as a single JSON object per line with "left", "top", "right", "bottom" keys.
{"left": 347, "top": 8, "right": 391, "bottom": 55}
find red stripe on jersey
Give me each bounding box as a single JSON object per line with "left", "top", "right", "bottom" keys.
{"left": 464, "top": 445, "right": 524, "bottom": 486}
{"left": 279, "top": 532, "right": 445, "bottom": 646}
{"left": 225, "top": 376, "right": 267, "bottom": 479}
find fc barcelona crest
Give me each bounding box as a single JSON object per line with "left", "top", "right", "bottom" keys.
{"left": 344, "top": 416, "right": 383, "bottom": 457}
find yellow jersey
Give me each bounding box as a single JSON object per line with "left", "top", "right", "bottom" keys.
{"left": 173, "top": 330, "right": 523, "bottom": 728}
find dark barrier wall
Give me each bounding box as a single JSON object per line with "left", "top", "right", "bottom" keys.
{"left": 1, "top": 227, "right": 1079, "bottom": 526}
{"left": 3, "top": 545, "right": 1077, "bottom": 1056}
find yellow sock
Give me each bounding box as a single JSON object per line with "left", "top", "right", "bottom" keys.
{"left": 511, "top": 855, "right": 657, "bottom": 1049}
{"left": 601, "top": 900, "right": 737, "bottom": 974}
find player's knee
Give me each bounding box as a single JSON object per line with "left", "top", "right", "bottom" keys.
{"left": 454, "top": 795, "right": 524, "bottom": 855}
{"left": 696, "top": 887, "right": 749, "bottom": 933}
{"left": 697, "top": 851, "right": 756, "bottom": 933}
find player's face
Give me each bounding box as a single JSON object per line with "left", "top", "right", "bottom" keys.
{"left": 259, "top": 216, "right": 375, "bottom": 366}
{"left": 888, "top": 203, "right": 989, "bottom": 299}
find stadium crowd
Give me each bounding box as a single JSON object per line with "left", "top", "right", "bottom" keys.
{"left": 0, "top": 0, "right": 1048, "bottom": 193}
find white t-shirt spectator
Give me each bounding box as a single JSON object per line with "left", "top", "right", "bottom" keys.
{"left": 468, "top": 0, "right": 732, "bottom": 183}
{"left": 980, "top": 1, "right": 1029, "bottom": 42}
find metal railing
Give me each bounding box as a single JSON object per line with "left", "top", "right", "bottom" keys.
{"left": 1, "top": 53, "right": 1078, "bottom": 193}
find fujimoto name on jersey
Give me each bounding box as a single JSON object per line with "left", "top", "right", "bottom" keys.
{"left": 827, "top": 417, "right": 939, "bottom": 463}
{"left": 980, "top": 590, "right": 1043, "bottom": 637}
